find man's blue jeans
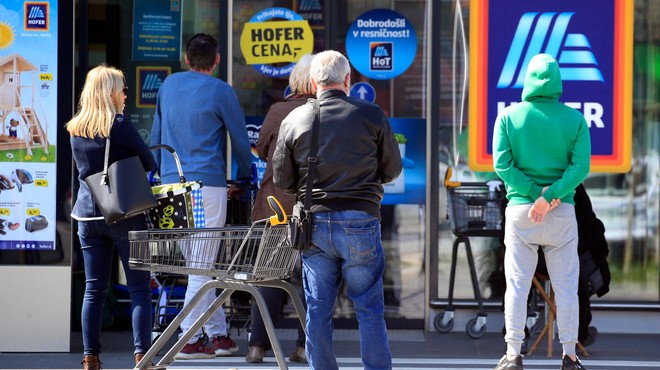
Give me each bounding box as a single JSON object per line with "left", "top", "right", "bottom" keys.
{"left": 78, "top": 217, "right": 152, "bottom": 356}
{"left": 302, "top": 210, "right": 392, "bottom": 370}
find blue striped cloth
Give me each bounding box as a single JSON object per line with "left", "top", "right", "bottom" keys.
{"left": 191, "top": 188, "right": 205, "bottom": 228}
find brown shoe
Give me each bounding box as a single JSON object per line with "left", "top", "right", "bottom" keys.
{"left": 135, "top": 353, "right": 154, "bottom": 368}
{"left": 245, "top": 345, "right": 265, "bottom": 363}
{"left": 81, "top": 355, "right": 101, "bottom": 370}
{"left": 289, "top": 346, "right": 307, "bottom": 363}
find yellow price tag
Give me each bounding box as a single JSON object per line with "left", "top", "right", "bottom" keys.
{"left": 26, "top": 208, "right": 40, "bottom": 216}
{"left": 35, "top": 179, "right": 48, "bottom": 187}
{"left": 0, "top": 208, "right": 10, "bottom": 216}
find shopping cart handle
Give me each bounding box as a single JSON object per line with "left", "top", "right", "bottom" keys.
{"left": 444, "top": 167, "right": 461, "bottom": 188}
{"left": 150, "top": 144, "right": 186, "bottom": 183}
{"left": 267, "top": 196, "right": 288, "bottom": 225}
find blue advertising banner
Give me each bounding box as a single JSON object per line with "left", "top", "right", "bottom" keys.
{"left": 132, "top": 0, "right": 182, "bottom": 61}
{"left": 346, "top": 9, "right": 417, "bottom": 80}
{"left": 468, "top": 0, "right": 633, "bottom": 173}
{"left": 0, "top": 0, "right": 59, "bottom": 250}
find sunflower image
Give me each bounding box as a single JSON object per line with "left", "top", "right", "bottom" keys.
{"left": 0, "top": 21, "right": 15, "bottom": 50}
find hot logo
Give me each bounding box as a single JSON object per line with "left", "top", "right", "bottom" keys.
{"left": 370, "top": 42, "right": 393, "bottom": 71}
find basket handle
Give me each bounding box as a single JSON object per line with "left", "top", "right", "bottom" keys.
{"left": 149, "top": 144, "right": 186, "bottom": 183}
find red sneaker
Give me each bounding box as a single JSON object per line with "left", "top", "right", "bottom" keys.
{"left": 174, "top": 337, "right": 215, "bottom": 360}
{"left": 211, "top": 335, "right": 239, "bottom": 356}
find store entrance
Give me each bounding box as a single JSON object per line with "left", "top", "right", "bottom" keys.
{"left": 75, "top": 0, "right": 429, "bottom": 331}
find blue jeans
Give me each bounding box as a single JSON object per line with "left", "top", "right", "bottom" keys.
{"left": 78, "top": 217, "right": 152, "bottom": 356}
{"left": 302, "top": 210, "right": 392, "bottom": 370}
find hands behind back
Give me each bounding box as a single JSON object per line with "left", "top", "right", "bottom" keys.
{"left": 528, "top": 187, "right": 561, "bottom": 224}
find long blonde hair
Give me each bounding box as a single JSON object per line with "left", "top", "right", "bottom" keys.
{"left": 66, "top": 64, "right": 125, "bottom": 138}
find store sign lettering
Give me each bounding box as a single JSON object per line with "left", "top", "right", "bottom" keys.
{"left": 240, "top": 8, "right": 313, "bottom": 77}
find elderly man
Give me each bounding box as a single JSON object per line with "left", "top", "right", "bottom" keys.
{"left": 273, "top": 50, "right": 402, "bottom": 370}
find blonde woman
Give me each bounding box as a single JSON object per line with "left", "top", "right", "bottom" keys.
{"left": 67, "top": 64, "right": 155, "bottom": 370}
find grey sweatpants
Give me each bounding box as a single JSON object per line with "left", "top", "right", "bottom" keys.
{"left": 503, "top": 203, "right": 579, "bottom": 357}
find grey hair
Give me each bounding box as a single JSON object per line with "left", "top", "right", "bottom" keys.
{"left": 289, "top": 53, "right": 316, "bottom": 95}
{"left": 309, "top": 50, "right": 351, "bottom": 87}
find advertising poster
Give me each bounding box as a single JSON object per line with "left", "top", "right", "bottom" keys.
{"left": 0, "top": 1, "right": 58, "bottom": 250}
{"left": 245, "top": 116, "right": 266, "bottom": 183}
{"left": 468, "top": 0, "right": 633, "bottom": 172}
{"left": 383, "top": 118, "right": 425, "bottom": 205}
{"left": 132, "top": 0, "right": 182, "bottom": 61}
{"left": 294, "top": 0, "right": 324, "bottom": 29}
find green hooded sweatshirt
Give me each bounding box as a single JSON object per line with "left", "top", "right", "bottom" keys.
{"left": 492, "top": 53, "right": 591, "bottom": 205}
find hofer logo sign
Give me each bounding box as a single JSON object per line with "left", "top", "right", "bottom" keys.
{"left": 468, "top": 0, "right": 633, "bottom": 173}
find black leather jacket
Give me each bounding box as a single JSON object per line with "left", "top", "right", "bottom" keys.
{"left": 272, "top": 89, "right": 402, "bottom": 219}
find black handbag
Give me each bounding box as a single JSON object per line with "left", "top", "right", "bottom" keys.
{"left": 290, "top": 99, "right": 320, "bottom": 251}
{"left": 84, "top": 137, "right": 157, "bottom": 224}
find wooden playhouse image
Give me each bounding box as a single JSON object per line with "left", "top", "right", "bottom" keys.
{"left": 0, "top": 53, "right": 49, "bottom": 156}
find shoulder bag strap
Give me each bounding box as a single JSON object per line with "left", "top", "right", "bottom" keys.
{"left": 303, "top": 99, "right": 320, "bottom": 212}
{"left": 99, "top": 137, "right": 111, "bottom": 185}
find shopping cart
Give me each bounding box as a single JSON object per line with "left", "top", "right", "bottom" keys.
{"left": 434, "top": 167, "right": 505, "bottom": 338}
{"left": 129, "top": 196, "right": 305, "bottom": 370}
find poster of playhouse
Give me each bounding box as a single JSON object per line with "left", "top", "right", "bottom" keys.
{"left": 0, "top": 1, "right": 58, "bottom": 250}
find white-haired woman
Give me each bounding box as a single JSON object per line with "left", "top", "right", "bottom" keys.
{"left": 245, "top": 53, "right": 316, "bottom": 364}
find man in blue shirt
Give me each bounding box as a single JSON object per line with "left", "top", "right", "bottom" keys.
{"left": 151, "top": 33, "right": 252, "bottom": 360}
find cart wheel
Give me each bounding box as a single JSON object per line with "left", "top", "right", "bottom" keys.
{"left": 466, "top": 317, "right": 487, "bottom": 339}
{"left": 434, "top": 312, "right": 454, "bottom": 333}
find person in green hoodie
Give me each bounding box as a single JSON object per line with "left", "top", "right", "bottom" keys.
{"left": 492, "top": 54, "right": 591, "bottom": 370}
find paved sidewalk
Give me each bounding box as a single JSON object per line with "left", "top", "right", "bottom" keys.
{"left": 1, "top": 329, "right": 659, "bottom": 369}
